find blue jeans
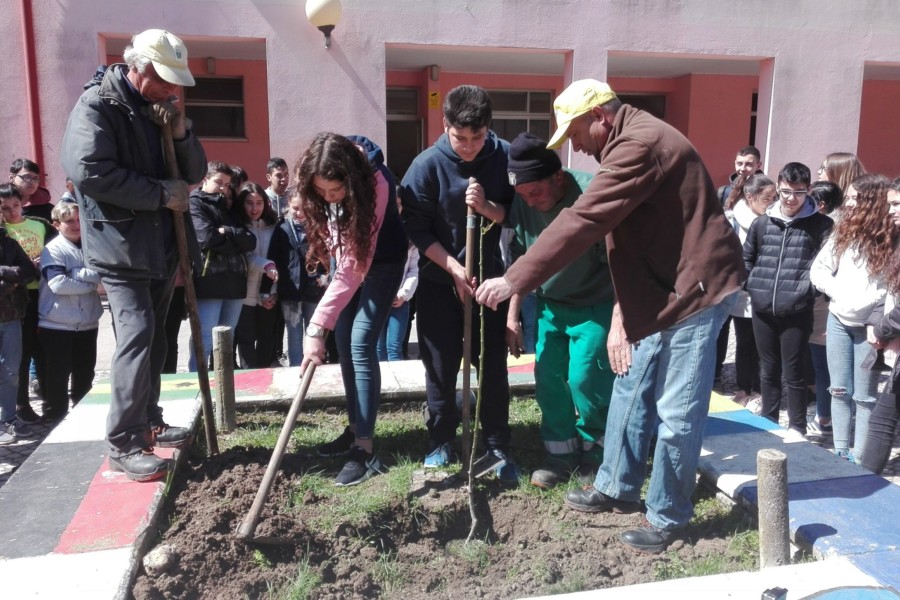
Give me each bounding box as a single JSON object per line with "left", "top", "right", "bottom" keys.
{"left": 826, "top": 313, "right": 878, "bottom": 458}
{"left": 282, "top": 300, "right": 318, "bottom": 367}
{"left": 0, "top": 320, "right": 22, "bottom": 422}
{"left": 189, "top": 298, "right": 244, "bottom": 372}
{"left": 377, "top": 301, "right": 410, "bottom": 361}
{"left": 809, "top": 342, "right": 831, "bottom": 420}
{"left": 334, "top": 260, "right": 404, "bottom": 440}
{"left": 594, "top": 293, "right": 735, "bottom": 531}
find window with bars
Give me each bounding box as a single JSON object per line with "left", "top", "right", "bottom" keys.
{"left": 184, "top": 77, "right": 246, "bottom": 139}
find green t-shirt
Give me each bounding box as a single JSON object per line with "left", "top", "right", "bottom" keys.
{"left": 5, "top": 218, "right": 47, "bottom": 290}
{"left": 506, "top": 169, "right": 613, "bottom": 306}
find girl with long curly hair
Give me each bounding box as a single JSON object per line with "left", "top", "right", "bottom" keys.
{"left": 811, "top": 173, "right": 899, "bottom": 462}
{"left": 859, "top": 177, "right": 900, "bottom": 474}
{"left": 297, "top": 132, "right": 408, "bottom": 486}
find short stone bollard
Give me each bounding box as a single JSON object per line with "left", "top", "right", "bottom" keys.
{"left": 757, "top": 448, "right": 790, "bottom": 568}
{"left": 213, "top": 326, "right": 236, "bottom": 432}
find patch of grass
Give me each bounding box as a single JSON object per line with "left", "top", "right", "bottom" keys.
{"left": 447, "top": 538, "right": 491, "bottom": 574}
{"left": 654, "top": 528, "right": 759, "bottom": 581}
{"left": 264, "top": 553, "right": 321, "bottom": 600}
{"left": 252, "top": 548, "right": 273, "bottom": 569}
{"left": 371, "top": 549, "right": 408, "bottom": 595}
{"left": 542, "top": 570, "right": 588, "bottom": 595}
{"left": 222, "top": 422, "right": 282, "bottom": 450}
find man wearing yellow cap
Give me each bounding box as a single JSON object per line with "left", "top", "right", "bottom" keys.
{"left": 476, "top": 79, "right": 744, "bottom": 553}
{"left": 62, "top": 29, "right": 206, "bottom": 481}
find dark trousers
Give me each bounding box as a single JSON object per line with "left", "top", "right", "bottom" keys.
{"left": 38, "top": 327, "right": 98, "bottom": 417}
{"left": 715, "top": 316, "right": 732, "bottom": 380}
{"left": 752, "top": 309, "right": 812, "bottom": 432}
{"left": 235, "top": 304, "right": 279, "bottom": 368}
{"left": 103, "top": 272, "right": 177, "bottom": 456}
{"left": 162, "top": 285, "right": 185, "bottom": 374}
{"left": 17, "top": 290, "right": 46, "bottom": 406}
{"left": 860, "top": 386, "right": 900, "bottom": 474}
{"left": 732, "top": 316, "right": 760, "bottom": 393}
{"left": 416, "top": 278, "right": 511, "bottom": 451}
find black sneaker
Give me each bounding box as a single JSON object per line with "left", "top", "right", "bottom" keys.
{"left": 318, "top": 426, "right": 355, "bottom": 457}
{"left": 334, "top": 446, "right": 384, "bottom": 486}
{"left": 16, "top": 403, "right": 40, "bottom": 424}
{"left": 109, "top": 448, "right": 170, "bottom": 482}
{"left": 151, "top": 424, "right": 192, "bottom": 448}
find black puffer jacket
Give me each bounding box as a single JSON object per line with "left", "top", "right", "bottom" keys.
{"left": 744, "top": 198, "right": 833, "bottom": 316}
{"left": 0, "top": 228, "right": 38, "bottom": 322}
{"left": 189, "top": 189, "right": 256, "bottom": 299}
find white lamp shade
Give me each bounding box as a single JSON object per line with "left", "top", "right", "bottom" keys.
{"left": 306, "top": 0, "right": 342, "bottom": 27}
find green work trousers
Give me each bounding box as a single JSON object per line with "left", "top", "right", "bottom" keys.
{"left": 534, "top": 298, "right": 614, "bottom": 455}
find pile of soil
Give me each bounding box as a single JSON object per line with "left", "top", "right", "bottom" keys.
{"left": 132, "top": 443, "right": 753, "bottom": 600}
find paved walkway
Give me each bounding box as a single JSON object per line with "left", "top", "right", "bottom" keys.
{"left": 1, "top": 310, "right": 899, "bottom": 598}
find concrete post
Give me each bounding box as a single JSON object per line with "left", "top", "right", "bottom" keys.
{"left": 213, "top": 326, "right": 236, "bottom": 432}
{"left": 757, "top": 448, "right": 790, "bottom": 568}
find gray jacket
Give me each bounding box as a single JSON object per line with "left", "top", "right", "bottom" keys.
{"left": 38, "top": 235, "right": 103, "bottom": 331}
{"left": 61, "top": 64, "right": 206, "bottom": 280}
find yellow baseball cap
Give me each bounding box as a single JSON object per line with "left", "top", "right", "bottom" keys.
{"left": 546, "top": 79, "right": 617, "bottom": 149}
{"left": 131, "top": 29, "right": 195, "bottom": 87}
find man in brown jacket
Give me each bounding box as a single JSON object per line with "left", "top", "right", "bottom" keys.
{"left": 476, "top": 80, "right": 744, "bottom": 553}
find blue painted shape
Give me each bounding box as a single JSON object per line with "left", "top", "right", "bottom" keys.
{"left": 704, "top": 409, "right": 782, "bottom": 436}
{"left": 741, "top": 474, "right": 900, "bottom": 557}
{"left": 802, "top": 588, "right": 899, "bottom": 599}
{"left": 848, "top": 552, "right": 900, "bottom": 593}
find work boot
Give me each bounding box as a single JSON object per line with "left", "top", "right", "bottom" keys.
{"left": 109, "top": 449, "right": 170, "bottom": 482}
{"left": 619, "top": 524, "right": 679, "bottom": 554}
{"left": 152, "top": 424, "right": 192, "bottom": 448}
{"left": 564, "top": 486, "right": 643, "bottom": 514}
{"left": 530, "top": 453, "right": 579, "bottom": 489}
{"left": 576, "top": 444, "right": 604, "bottom": 484}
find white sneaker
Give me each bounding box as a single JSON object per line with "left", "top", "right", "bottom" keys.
{"left": 745, "top": 397, "right": 763, "bottom": 416}
{"left": 4, "top": 418, "right": 35, "bottom": 439}
{"left": 0, "top": 423, "right": 15, "bottom": 445}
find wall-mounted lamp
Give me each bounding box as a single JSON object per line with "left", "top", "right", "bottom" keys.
{"left": 305, "top": 0, "right": 342, "bottom": 49}
{"left": 428, "top": 65, "right": 440, "bottom": 81}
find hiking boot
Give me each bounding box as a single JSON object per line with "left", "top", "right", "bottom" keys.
{"left": 619, "top": 524, "right": 678, "bottom": 554}
{"left": 335, "top": 446, "right": 385, "bottom": 486}
{"left": 109, "top": 449, "right": 170, "bottom": 482}
{"left": 423, "top": 442, "right": 455, "bottom": 468}
{"left": 564, "top": 486, "right": 643, "bottom": 514}
{"left": 530, "top": 453, "right": 579, "bottom": 489}
{"left": 317, "top": 426, "right": 355, "bottom": 457}
{"left": 16, "top": 403, "right": 40, "bottom": 424}
{"left": 3, "top": 417, "right": 36, "bottom": 439}
{"left": 151, "top": 424, "right": 191, "bottom": 449}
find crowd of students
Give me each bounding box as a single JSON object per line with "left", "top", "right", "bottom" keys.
{"left": 721, "top": 146, "right": 900, "bottom": 472}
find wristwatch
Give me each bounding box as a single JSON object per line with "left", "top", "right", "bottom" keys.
{"left": 306, "top": 324, "right": 328, "bottom": 338}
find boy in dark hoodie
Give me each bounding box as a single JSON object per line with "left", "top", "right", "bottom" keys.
{"left": 744, "top": 162, "right": 833, "bottom": 432}
{"left": 0, "top": 190, "right": 39, "bottom": 444}
{"left": 400, "top": 85, "right": 519, "bottom": 482}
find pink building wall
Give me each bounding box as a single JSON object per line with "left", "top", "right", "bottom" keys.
{"left": 2, "top": 1, "right": 900, "bottom": 197}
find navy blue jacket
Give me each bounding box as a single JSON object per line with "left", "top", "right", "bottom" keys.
{"left": 399, "top": 130, "right": 514, "bottom": 285}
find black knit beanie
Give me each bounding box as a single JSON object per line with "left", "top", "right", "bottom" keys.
{"left": 507, "top": 132, "right": 562, "bottom": 186}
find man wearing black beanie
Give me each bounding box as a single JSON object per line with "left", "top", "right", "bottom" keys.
{"left": 474, "top": 132, "right": 615, "bottom": 488}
